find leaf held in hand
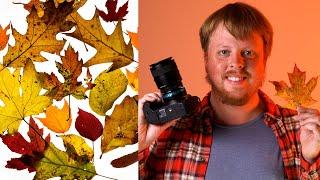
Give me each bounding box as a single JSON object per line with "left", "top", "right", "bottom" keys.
{"left": 89, "top": 69, "right": 128, "bottom": 116}
{"left": 0, "top": 117, "right": 50, "bottom": 172}
{"left": 101, "top": 96, "right": 137, "bottom": 153}
{"left": 98, "top": 0, "right": 129, "bottom": 22}
{"left": 75, "top": 108, "right": 103, "bottom": 141}
{"left": 0, "top": 59, "right": 51, "bottom": 134}
{"left": 37, "top": 99, "right": 72, "bottom": 133}
{"left": 270, "top": 64, "right": 318, "bottom": 109}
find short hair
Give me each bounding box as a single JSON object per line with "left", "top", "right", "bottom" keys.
{"left": 199, "top": 2, "right": 273, "bottom": 59}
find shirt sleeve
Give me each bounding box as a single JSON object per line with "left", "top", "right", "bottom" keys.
{"left": 300, "top": 155, "right": 320, "bottom": 179}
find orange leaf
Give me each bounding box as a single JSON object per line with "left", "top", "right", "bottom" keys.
{"left": 37, "top": 99, "right": 71, "bottom": 133}
{"left": 0, "top": 25, "right": 9, "bottom": 51}
{"left": 127, "top": 31, "right": 139, "bottom": 49}
{"left": 270, "top": 64, "right": 318, "bottom": 109}
{"left": 126, "top": 68, "right": 138, "bottom": 92}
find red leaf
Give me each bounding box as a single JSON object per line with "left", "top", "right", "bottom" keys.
{"left": 98, "top": 0, "right": 129, "bottom": 22}
{"left": 0, "top": 117, "right": 50, "bottom": 172}
{"left": 111, "top": 151, "right": 137, "bottom": 168}
{"left": 75, "top": 108, "right": 103, "bottom": 141}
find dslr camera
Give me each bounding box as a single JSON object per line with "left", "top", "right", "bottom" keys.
{"left": 143, "top": 57, "right": 200, "bottom": 125}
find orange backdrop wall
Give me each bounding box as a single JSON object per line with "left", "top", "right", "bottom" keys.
{"left": 139, "top": 0, "right": 320, "bottom": 110}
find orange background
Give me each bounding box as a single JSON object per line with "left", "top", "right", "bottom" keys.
{"left": 139, "top": 0, "right": 320, "bottom": 110}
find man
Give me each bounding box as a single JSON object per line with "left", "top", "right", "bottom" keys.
{"left": 138, "top": 2, "right": 320, "bottom": 179}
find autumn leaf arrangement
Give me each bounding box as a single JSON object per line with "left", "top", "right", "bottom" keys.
{"left": 0, "top": 0, "right": 138, "bottom": 179}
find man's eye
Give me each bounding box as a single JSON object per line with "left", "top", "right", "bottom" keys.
{"left": 218, "top": 50, "right": 230, "bottom": 56}
{"left": 242, "top": 50, "right": 255, "bottom": 58}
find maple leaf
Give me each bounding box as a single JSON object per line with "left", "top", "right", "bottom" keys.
{"left": 34, "top": 142, "right": 96, "bottom": 179}
{"left": 0, "top": 25, "right": 10, "bottom": 51}
{"left": 98, "top": 0, "right": 129, "bottom": 22}
{"left": 0, "top": 117, "right": 50, "bottom": 172}
{"left": 66, "top": 10, "right": 134, "bottom": 70}
{"left": 2, "top": 0, "right": 84, "bottom": 68}
{"left": 270, "top": 64, "right": 318, "bottom": 109}
{"left": 41, "top": 46, "right": 93, "bottom": 101}
{"left": 75, "top": 108, "right": 103, "bottom": 141}
{"left": 101, "top": 96, "right": 137, "bottom": 153}
{"left": 126, "top": 68, "right": 138, "bottom": 92}
{"left": 37, "top": 99, "right": 71, "bottom": 133}
{"left": 127, "top": 31, "right": 139, "bottom": 49}
{"left": 0, "top": 59, "right": 51, "bottom": 134}
{"left": 89, "top": 69, "right": 128, "bottom": 116}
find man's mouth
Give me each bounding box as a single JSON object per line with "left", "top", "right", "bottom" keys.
{"left": 226, "top": 76, "right": 247, "bottom": 82}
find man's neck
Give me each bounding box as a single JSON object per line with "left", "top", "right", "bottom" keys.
{"left": 210, "top": 92, "right": 264, "bottom": 126}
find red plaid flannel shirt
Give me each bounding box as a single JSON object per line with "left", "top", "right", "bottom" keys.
{"left": 139, "top": 90, "right": 320, "bottom": 179}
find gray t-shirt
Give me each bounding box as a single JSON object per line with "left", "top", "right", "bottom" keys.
{"left": 205, "top": 113, "right": 284, "bottom": 180}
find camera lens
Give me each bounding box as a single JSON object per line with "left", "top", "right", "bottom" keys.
{"left": 150, "top": 57, "right": 187, "bottom": 103}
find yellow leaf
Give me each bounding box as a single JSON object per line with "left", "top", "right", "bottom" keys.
{"left": 0, "top": 59, "right": 51, "bottom": 134}
{"left": 270, "top": 64, "right": 318, "bottom": 109}
{"left": 3, "top": 0, "right": 82, "bottom": 68}
{"left": 34, "top": 143, "right": 96, "bottom": 180}
{"left": 61, "top": 134, "right": 93, "bottom": 162}
{"left": 126, "top": 68, "right": 138, "bottom": 92}
{"left": 101, "top": 96, "right": 137, "bottom": 153}
{"left": 89, "top": 69, "right": 128, "bottom": 116}
{"left": 127, "top": 31, "right": 139, "bottom": 49}
{"left": 66, "top": 10, "right": 134, "bottom": 70}
{"left": 38, "top": 99, "right": 71, "bottom": 133}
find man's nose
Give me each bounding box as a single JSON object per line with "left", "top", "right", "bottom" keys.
{"left": 229, "top": 54, "right": 245, "bottom": 69}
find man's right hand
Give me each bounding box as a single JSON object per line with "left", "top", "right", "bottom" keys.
{"left": 138, "top": 92, "right": 178, "bottom": 152}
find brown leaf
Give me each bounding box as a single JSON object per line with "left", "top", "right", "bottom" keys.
{"left": 101, "top": 96, "right": 137, "bottom": 153}
{"left": 66, "top": 10, "right": 134, "bottom": 70}
{"left": 2, "top": 0, "right": 83, "bottom": 68}
{"left": 24, "top": 0, "right": 45, "bottom": 17}
{"left": 270, "top": 64, "right": 318, "bottom": 109}
{"left": 111, "top": 151, "right": 137, "bottom": 168}
{"left": 41, "top": 47, "right": 93, "bottom": 100}
{"left": 98, "top": 0, "right": 128, "bottom": 22}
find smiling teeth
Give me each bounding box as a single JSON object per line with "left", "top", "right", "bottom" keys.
{"left": 227, "top": 77, "right": 244, "bottom": 82}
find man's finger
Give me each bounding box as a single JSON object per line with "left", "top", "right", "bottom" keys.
{"left": 297, "top": 106, "right": 320, "bottom": 115}
{"left": 301, "top": 122, "right": 320, "bottom": 137}
{"left": 300, "top": 117, "right": 320, "bottom": 126}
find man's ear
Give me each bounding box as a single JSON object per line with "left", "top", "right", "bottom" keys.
{"left": 203, "top": 52, "right": 209, "bottom": 72}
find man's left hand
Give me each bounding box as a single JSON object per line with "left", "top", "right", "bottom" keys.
{"left": 293, "top": 106, "right": 320, "bottom": 163}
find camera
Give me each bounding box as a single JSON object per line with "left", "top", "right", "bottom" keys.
{"left": 143, "top": 57, "right": 200, "bottom": 125}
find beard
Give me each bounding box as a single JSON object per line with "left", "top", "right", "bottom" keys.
{"left": 206, "top": 70, "right": 264, "bottom": 106}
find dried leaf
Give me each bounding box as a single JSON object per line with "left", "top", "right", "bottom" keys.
{"left": 270, "top": 64, "right": 318, "bottom": 109}
{"left": 41, "top": 47, "right": 93, "bottom": 100}
{"left": 101, "top": 96, "right": 137, "bottom": 153}
{"left": 126, "top": 68, "right": 138, "bottom": 92}
{"left": 66, "top": 10, "right": 134, "bottom": 70}
{"left": 111, "top": 151, "right": 137, "bottom": 168}
{"left": 0, "top": 59, "right": 51, "bottom": 134}
{"left": 24, "top": 0, "right": 45, "bottom": 17}
{"left": 34, "top": 143, "right": 96, "bottom": 180}
{"left": 75, "top": 108, "right": 103, "bottom": 141}
{"left": 0, "top": 117, "right": 50, "bottom": 172}
{"left": 98, "top": 0, "right": 128, "bottom": 22}
{"left": 3, "top": 0, "right": 81, "bottom": 68}
{"left": 61, "top": 134, "right": 93, "bottom": 162}
{"left": 89, "top": 69, "right": 128, "bottom": 116}
{"left": 0, "top": 25, "right": 10, "bottom": 50}
{"left": 127, "top": 31, "right": 138, "bottom": 49}
{"left": 37, "top": 99, "right": 71, "bottom": 133}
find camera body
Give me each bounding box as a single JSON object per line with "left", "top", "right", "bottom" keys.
{"left": 143, "top": 57, "right": 200, "bottom": 125}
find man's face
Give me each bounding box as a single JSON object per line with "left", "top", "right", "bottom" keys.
{"left": 205, "top": 24, "right": 266, "bottom": 106}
